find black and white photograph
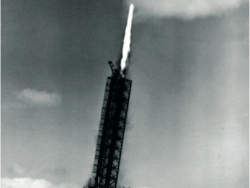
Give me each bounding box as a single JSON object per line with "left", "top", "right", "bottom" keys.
{"left": 1, "top": 0, "right": 249, "bottom": 188}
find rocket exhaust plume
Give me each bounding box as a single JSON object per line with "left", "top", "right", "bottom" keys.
{"left": 120, "top": 4, "right": 134, "bottom": 73}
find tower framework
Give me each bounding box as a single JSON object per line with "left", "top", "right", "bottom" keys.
{"left": 84, "top": 62, "right": 132, "bottom": 188}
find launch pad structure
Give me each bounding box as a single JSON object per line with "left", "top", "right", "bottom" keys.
{"left": 84, "top": 61, "right": 132, "bottom": 188}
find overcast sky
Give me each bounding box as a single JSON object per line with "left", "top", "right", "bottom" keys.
{"left": 2, "top": 0, "right": 249, "bottom": 188}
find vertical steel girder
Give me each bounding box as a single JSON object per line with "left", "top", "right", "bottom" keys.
{"left": 84, "top": 74, "right": 132, "bottom": 188}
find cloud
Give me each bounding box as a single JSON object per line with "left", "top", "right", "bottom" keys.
{"left": 43, "top": 167, "right": 68, "bottom": 177}
{"left": 125, "top": 0, "right": 248, "bottom": 20}
{"left": 6, "top": 164, "right": 26, "bottom": 177}
{"left": 13, "top": 164, "right": 25, "bottom": 175}
{"left": 1, "top": 178, "right": 78, "bottom": 188}
{"left": 16, "top": 89, "right": 61, "bottom": 107}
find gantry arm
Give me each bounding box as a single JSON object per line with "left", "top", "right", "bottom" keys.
{"left": 108, "top": 61, "right": 115, "bottom": 75}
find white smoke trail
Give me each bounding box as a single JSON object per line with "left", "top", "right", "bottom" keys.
{"left": 120, "top": 4, "right": 134, "bottom": 72}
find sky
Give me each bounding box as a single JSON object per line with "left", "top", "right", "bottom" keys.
{"left": 1, "top": 0, "right": 249, "bottom": 188}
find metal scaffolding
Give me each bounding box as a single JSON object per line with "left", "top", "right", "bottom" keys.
{"left": 84, "top": 62, "right": 132, "bottom": 188}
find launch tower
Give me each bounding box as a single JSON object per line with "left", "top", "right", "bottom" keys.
{"left": 84, "top": 61, "right": 132, "bottom": 188}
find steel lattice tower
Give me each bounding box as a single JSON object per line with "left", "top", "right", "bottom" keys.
{"left": 84, "top": 61, "right": 132, "bottom": 188}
